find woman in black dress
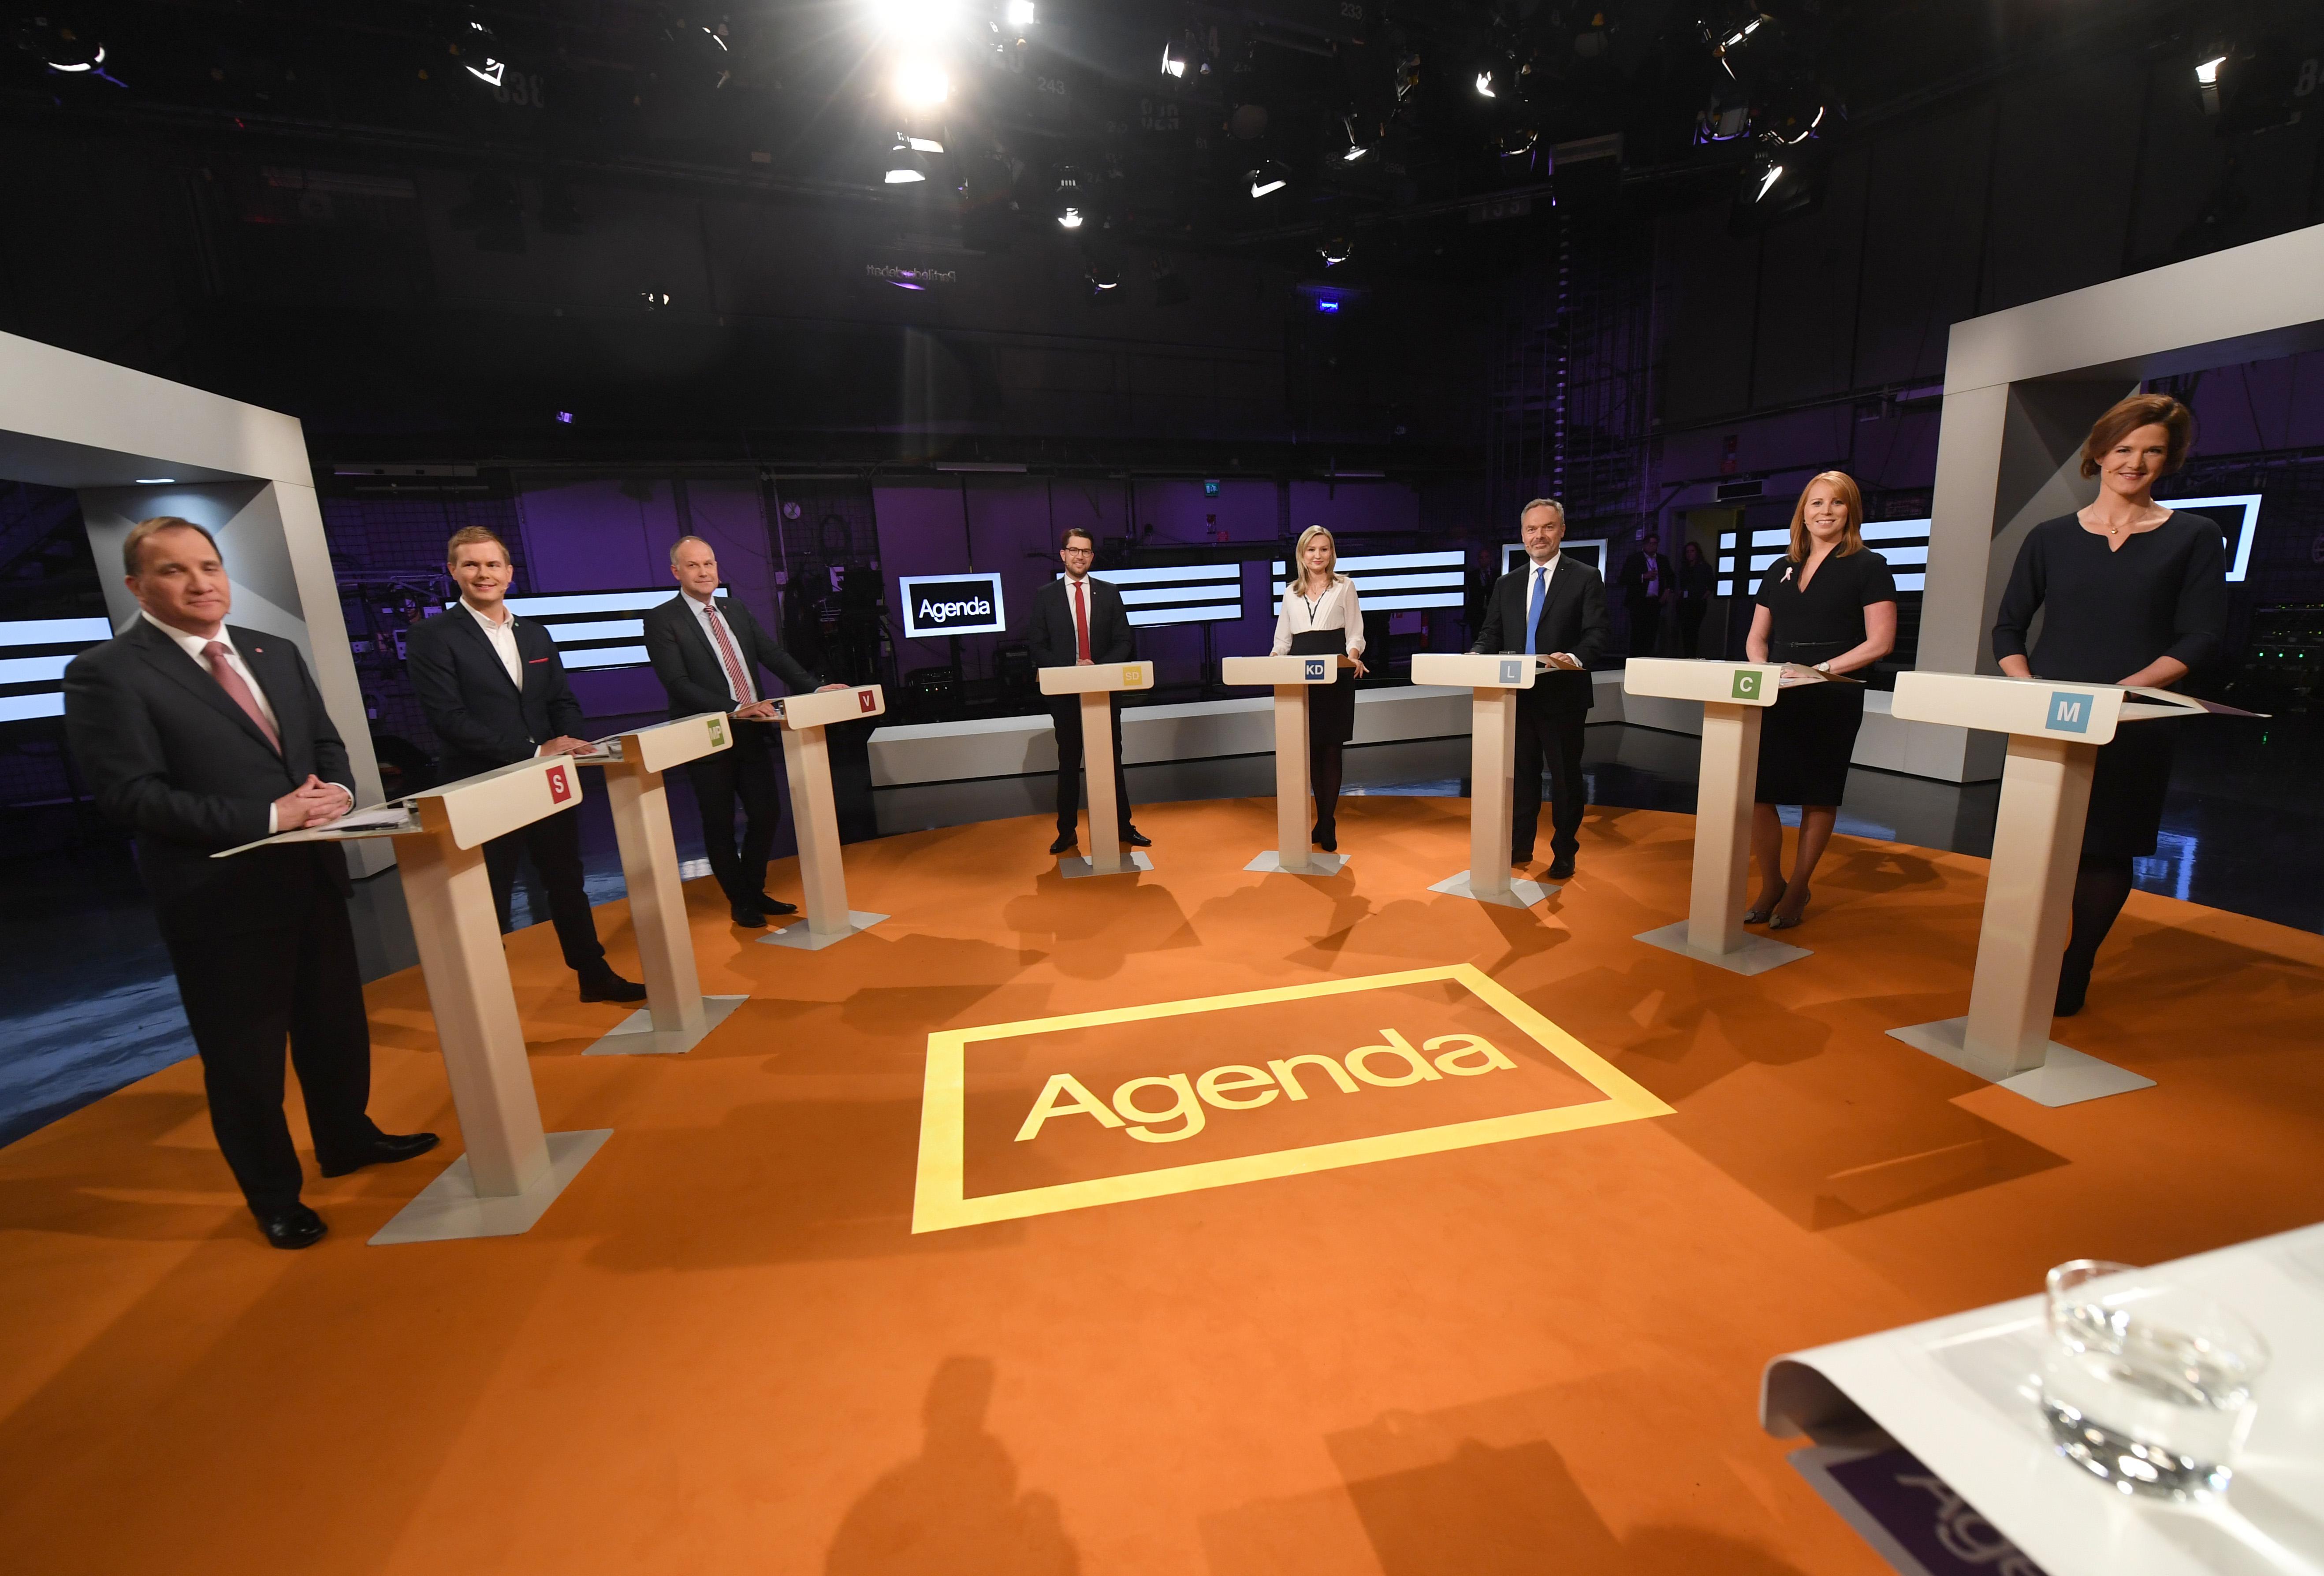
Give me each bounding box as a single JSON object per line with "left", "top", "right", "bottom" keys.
{"left": 1743, "top": 472, "right": 1898, "bottom": 929}
{"left": 1992, "top": 393, "right": 2226, "bottom": 1016}
{"left": 1677, "top": 539, "right": 1717, "bottom": 657}
{"left": 1270, "top": 525, "right": 1369, "bottom": 851}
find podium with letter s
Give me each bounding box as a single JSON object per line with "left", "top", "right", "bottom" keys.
{"left": 1408, "top": 652, "right": 1557, "bottom": 908}
{"left": 1037, "top": 660, "right": 1155, "bottom": 878}
{"left": 1222, "top": 652, "right": 1351, "bottom": 876}
{"left": 761, "top": 684, "right": 889, "bottom": 950}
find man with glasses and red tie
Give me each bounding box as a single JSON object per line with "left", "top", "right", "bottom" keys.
{"left": 644, "top": 535, "right": 854, "bottom": 929}
{"left": 63, "top": 517, "right": 437, "bottom": 1249}
{"left": 1024, "top": 526, "right": 1151, "bottom": 858}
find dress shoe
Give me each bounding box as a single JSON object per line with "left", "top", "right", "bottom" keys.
{"left": 578, "top": 966, "right": 647, "bottom": 1003}
{"left": 1546, "top": 857, "right": 1576, "bottom": 881}
{"left": 256, "top": 1204, "right": 327, "bottom": 1250}
{"left": 1122, "top": 827, "right": 1152, "bottom": 848}
{"left": 1314, "top": 821, "right": 1338, "bottom": 853}
{"left": 1510, "top": 850, "right": 1534, "bottom": 867}
{"left": 1050, "top": 831, "right": 1079, "bottom": 856}
{"left": 318, "top": 1131, "right": 440, "bottom": 1178}
{"left": 730, "top": 900, "right": 768, "bottom": 928}
{"left": 2056, "top": 957, "right": 2092, "bottom": 1017}
{"left": 756, "top": 893, "right": 799, "bottom": 916}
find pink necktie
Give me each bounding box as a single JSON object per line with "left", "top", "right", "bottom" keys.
{"left": 1072, "top": 580, "right": 1091, "bottom": 663}
{"left": 705, "top": 606, "right": 755, "bottom": 703}
{"left": 202, "top": 640, "right": 280, "bottom": 752}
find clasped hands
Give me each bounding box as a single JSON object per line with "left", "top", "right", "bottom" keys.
{"left": 272, "top": 773, "right": 354, "bottom": 830}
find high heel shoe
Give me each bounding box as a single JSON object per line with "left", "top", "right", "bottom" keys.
{"left": 2056, "top": 956, "right": 2091, "bottom": 1017}
{"left": 1742, "top": 881, "right": 1787, "bottom": 926}
{"left": 1767, "top": 888, "right": 1810, "bottom": 930}
{"left": 1313, "top": 819, "right": 1337, "bottom": 853}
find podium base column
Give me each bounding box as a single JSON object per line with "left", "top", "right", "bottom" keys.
{"left": 1059, "top": 853, "right": 1151, "bottom": 880}
{"left": 1633, "top": 921, "right": 1810, "bottom": 976}
{"left": 760, "top": 911, "right": 889, "bottom": 949}
{"left": 1247, "top": 851, "right": 1348, "bottom": 877}
{"left": 1886, "top": 1017, "right": 2153, "bottom": 1107}
{"left": 1430, "top": 869, "right": 1555, "bottom": 909}
{"left": 370, "top": 1128, "right": 614, "bottom": 1245}
{"left": 584, "top": 993, "right": 749, "bottom": 1056}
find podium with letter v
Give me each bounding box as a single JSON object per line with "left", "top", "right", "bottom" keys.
{"left": 580, "top": 712, "right": 746, "bottom": 1053}
{"left": 1223, "top": 653, "right": 1351, "bottom": 876}
{"left": 1881, "top": 672, "right": 2245, "bottom": 1106}
{"left": 761, "top": 684, "right": 889, "bottom": 950}
{"left": 1409, "top": 652, "right": 1556, "bottom": 908}
{"left": 1624, "top": 658, "right": 1811, "bottom": 975}
{"left": 223, "top": 754, "right": 612, "bottom": 1244}
{"left": 1038, "top": 660, "right": 1155, "bottom": 878}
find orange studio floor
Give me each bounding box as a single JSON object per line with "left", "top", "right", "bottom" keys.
{"left": 4, "top": 797, "right": 2323, "bottom": 1575}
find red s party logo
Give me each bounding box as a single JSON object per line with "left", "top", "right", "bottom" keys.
{"left": 546, "top": 763, "right": 573, "bottom": 803}
{"left": 858, "top": 688, "right": 878, "bottom": 713}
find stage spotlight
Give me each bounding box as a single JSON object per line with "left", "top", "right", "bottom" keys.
{"left": 1319, "top": 236, "right": 1352, "bottom": 267}
{"left": 1162, "top": 40, "right": 1189, "bottom": 78}
{"left": 1474, "top": 70, "right": 1496, "bottom": 97}
{"left": 458, "top": 18, "right": 508, "bottom": 88}
{"left": 22, "top": 14, "right": 105, "bottom": 73}
{"left": 2196, "top": 54, "right": 2226, "bottom": 85}
{"left": 1054, "top": 168, "right": 1086, "bottom": 227}
{"left": 1340, "top": 115, "right": 1371, "bottom": 162}
{"left": 1086, "top": 262, "right": 1120, "bottom": 291}
{"left": 873, "top": 0, "right": 955, "bottom": 35}
{"left": 1496, "top": 127, "right": 1538, "bottom": 159}
{"left": 893, "top": 59, "right": 950, "bottom": 108}
{"left": 1006, "top": 0, "right": 1036, "bottom": 26}
{"left": 641, "top": 290, "right": 673, "bottom": 311}
{"left": 1754, "top": 162, "right": 1784, "bottom": 200}
{"left": 1057, "top": 206, "right": 1084, "bottom": 228}
{"left": 1249, "top": 170, "right": 1287, "bottom": 198}
{"left": 885, "top": 138, "right": 930, "bottom": 183}
{"left": 1729, "top": 137, "right": 1825, "bottom": 235}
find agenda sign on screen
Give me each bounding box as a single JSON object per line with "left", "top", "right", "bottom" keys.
{"left": 899, "top": 572, "right": 1008, "bottom": 639}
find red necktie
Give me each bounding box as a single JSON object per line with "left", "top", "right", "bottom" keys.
{"left": 704, "top": 605, "right": 756, "bottom": 704}
{"left": 1072, "top": 579, "right": 1091, "bottom": 663}
{"left": 203, "top": 640, "right": 280, "bottom": 752}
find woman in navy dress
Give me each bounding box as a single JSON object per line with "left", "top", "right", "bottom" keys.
{"left": 1743, "top": 471, "right": 1897, "bottom": 929}
{"left": 1992, "top": 393, "right": 2226, "bottom": 1016}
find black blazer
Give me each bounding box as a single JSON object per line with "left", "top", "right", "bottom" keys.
{"left": 642, "top": 592, "right": 817, "bottom": 721}
{"left": 1617, "top": 550, "right": 1675, "bottom": 605}
{"left": 1024, "top": 576, "right": 1134, "bottom": 672}
{"left": 404, "top": 605, "right": 588, "bottom": 781}
{"left": 63, "top": 617, "right": 354, "bottom": 936}
{"left": 1471, "top": 556, "right": 1610, "bottom": 713}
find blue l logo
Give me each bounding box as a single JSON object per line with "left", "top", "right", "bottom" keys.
{"left": 1498, "top": 659, "right": 1522, "bottom": 684}
{"left": 2047, "top": 692, "right": 2093, "bottom": 733}
{"left": 1304, "top": 658, "right": 1326, "bottom": 680}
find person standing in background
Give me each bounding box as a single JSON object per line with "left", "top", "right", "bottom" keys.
{"left": 1024, "top": 527, "right": 1151, "bottom": 858}
{"left": 1677, "top": 539, "right": 1717, "bottom": 657}
{"left": 1270, "top": 525, "right": 1369, "bottom": 854}
{"left": 1617, "top": 531, "right": 1675, "bottom": 659}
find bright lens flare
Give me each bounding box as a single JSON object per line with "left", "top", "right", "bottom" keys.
{"left": 1057, "top": 207, "right": 1084, "bottom": 229}
{"left": 875, "top": 0, "right": 954, "bottom": 34}
{"left": 1756, "top": 164, "right": 1784, "bottom": 200}
{"left": 1475, "top": 71, "right": 1496, "bottom": 97}
{"left": 893, "top": 59, "right": 950, "bottom": 107}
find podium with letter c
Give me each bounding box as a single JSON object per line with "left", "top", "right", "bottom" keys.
{"left": 1623, "top": 657, "right": 1811, "bottom": 975}
{"left": 1037, "top": 660, "right": 1155, "bottom": 878}
{"left": 1408, "top": 652, "right": 1555, "bottom": 908}
{"left": 1222, "top": 653, "right": 1351, "bottom": 876}
{"left": 762, "top": 684, "right": 889, "bottom": 950}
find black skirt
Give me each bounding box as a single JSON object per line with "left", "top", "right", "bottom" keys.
{"left": 1289, "top": 630, "right": 1356, "bottom": 746}
{"left": 1753, "top": 682, "right": 1866, "bottom": 807}
{"left": 2083, "top": 721, "right": 2176, "bottom": 860}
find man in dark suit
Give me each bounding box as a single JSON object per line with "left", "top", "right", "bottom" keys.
{"left": 63, "top": 517, "right": 437, "bottom": 1249}
{"left": 404, "top": 527, "right": 644, "bottom": 1003}
{"left": 1616, "top": 530, "right": 1675, "bottom": 659}
{"left": 643, "top": 535, "right": 851, "bottom": 928}
{"left": 1023, "top": 527, "right": 1151, "bottom": 857}
{"left": 1472, "top": 498, "right": 1610, "bottom": 879}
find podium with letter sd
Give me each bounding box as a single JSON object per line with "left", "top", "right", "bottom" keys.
{"left": 1222, "top": 652, "right": 1351, "bottom": 876}
{"left": 1037, "top": 660, "right": 1155, "bottom": 878}
{"left": 1624, "top": 657, "right": 1811, "bottom": 974}
{"left": 1409, "top": 652, "right": 1555, "bottom": 908}
{"left": 762, "top": 684, "right": 889, "bottom": 950}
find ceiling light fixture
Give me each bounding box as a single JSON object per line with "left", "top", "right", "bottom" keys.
{"left": 134, "top": 477, "right": 175, "bottom": 484}
{"left": 1006, "top": 0, "right": 1037, "bottom": 25}
{"left": 2195, "top": 54, "right": 2226, "bottom": 85}
{"left": 1162, "top": 41, "right": 1189, "bottom": 78}
{"left": 1341, "top": 114, "right": 1370, "bottom": 162}
{"left": 893, "top": 59, "right": 950, "bottom": 106}
{"left": 1057, "top": 206, "right": 1084, "bottom": 228}
{"left": 1319, "top": 237, "right": 1352, "bottom": 266}
{"left": 1756, "top": 164, "right": 1784, "bottom": 200}
{"left": 1474, "top": 70, "right": 1496, "bottom": 97}
{"left": 1249, "top": 171, "right": 1287, "bottom": 197}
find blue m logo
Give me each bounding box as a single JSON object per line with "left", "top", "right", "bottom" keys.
{"left": 2047, "top": 692, "right": 2093, "bottom": 733}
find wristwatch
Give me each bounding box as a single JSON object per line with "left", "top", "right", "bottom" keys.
{"left": 1814, "top": 662, "right": 1833, "bottom": 676}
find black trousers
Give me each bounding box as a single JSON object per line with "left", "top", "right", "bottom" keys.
{"left": 1512, "top": 701, "right": 1588, "bottom": 862}
{"left": 1626, "top": 600, "right": 1661, "bottom": 658}
{"left": 1050, "top": 695, "right": 1133, "bottom": 838}
{"left": 685, "top": 721, "right": 783, "bottom": 904}
{"left": 484, "top": 802, "right": 606, "bottom": 972}
{"left": 161, "top": 866, "right": 381, "bottom": 1214}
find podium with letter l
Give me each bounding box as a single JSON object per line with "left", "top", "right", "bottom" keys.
{"left": 581, "top": 713, "right": 746, "bottom": 1052}
{"left": 1223, "top": 653, "right": 1350, "bottom": 876}
{"left": 1409, "top": 652, "right": 1554, "bottom": 908}
{"left": 1881, "top": 672, "right": 2231, "bottom": 1105}
{"left": 1624, "top": 658, "right": 1811, "bottom": 974}
{"left": 1037, "top": 660, "right": 1156, "bottom": 878}
{"left": 761, "top": 684, "right": 889, "bottom": 950}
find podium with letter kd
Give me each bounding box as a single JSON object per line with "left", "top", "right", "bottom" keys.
{"left": 1222, "top": 653, "right": 1351, "bottom": 876}
{"left": 1037, "top": 660, "right": 1155, "bottom": 878}
{"left": 1409, "top": 652, "right": 1556, "bottom": 908}
{"left": 581, "top": 713, "right": 746, "bottom": 1053}
{"left": 1624, "top": 658, "right": 1811, "bottom": 975}
{"left": 761, "top": 684, "right": 889, "bottom": 950}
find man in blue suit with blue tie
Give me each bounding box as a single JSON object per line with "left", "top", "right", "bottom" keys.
{"left": 1470, "top": 498, "right": 1609, "bottom": 879}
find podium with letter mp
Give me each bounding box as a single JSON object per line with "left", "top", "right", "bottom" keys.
{"left": 761, "top": 684, "right": 889, "bottom": 951}
{"left": 1884, "top": 672, "right": 2243, "bottom": 1106}
{"left": 1038, "top": 660, "right": 1155, "bottom": 878}
{"left": 1624, "top": 658, "right": 1811, "bottom": 975}
{"left": 1409, "top": 652, "right": 1557, "bottom": 909}
{"left": 580, "top": 713, "right": 746, "bottom": 1053}
{"left": 1222, "top": 652, "right": 1351, "bottom": 876}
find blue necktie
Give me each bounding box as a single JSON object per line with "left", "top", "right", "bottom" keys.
{"left": 1524, "top": 565, "right": 1547, "bottom": 655}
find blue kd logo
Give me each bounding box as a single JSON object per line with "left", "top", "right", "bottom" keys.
{"left": 1304, "top": 658, "right": 1327, "bottom": 681}
{"left": 1498, "top": 660, "right": 1522, "bottom": 684}
{"left": 2047, "top": 692, "right": 2093, "bottom": 733}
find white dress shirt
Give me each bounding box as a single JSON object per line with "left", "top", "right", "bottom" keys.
{"left": 462, "top": 598, "right": 524, "bottom": 688}
{"left": 688, "top": 592, "right": 759, "bottom": 703}
{"left": 141, "top": 610, "right": 351, "bottom": 830}
{"left": 1270, "top": 576, "right": 1366, "bottom": 656}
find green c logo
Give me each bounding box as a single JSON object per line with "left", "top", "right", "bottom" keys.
{"left": 1732, "top": 670, "right": 1762, "bottom": 700}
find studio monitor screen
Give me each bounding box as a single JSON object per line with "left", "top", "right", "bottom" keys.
{"left": 900, "top": 572, "right": 1007, "bottom": 639}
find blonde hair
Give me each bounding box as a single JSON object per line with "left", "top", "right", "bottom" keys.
{"left": 444, "top": 525, "right": 511, "bottom": 568}
{"left": 1291, "top": 525, "right": 1347, "bottom": 595}
{"left": 1787, "top": 471, "right": 1865, "bottom": 561}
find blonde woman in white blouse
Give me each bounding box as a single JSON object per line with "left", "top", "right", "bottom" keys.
{"left": 1271, "top": 525, "right": 1369, "bottom": 852}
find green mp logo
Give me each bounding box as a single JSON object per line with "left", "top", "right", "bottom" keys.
{"left": 707, "top": 716, "right": 726, "bottom": 748}
{"left": 1732, "top": 669, "right": 1762, "bottom": 700}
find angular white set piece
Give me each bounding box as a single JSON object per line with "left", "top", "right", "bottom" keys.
{"left": 760, "top": 684, "right": 890, "bottom": 949}
{"left": 1222, "top": 652, "right": 1351, "bottom": 876}
{"left": 1623, "top": 657, "right": 1812, "bottom": 975}
{"left": 1408, "top": 652, "right": 1557, "bottom": 909}
{"left": 1037, "top": 660, "right": 1155, "bottom": 878}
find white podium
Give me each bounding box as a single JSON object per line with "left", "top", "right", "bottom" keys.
{"left": 1409, "top": 652, "right": 1556, "bottom": 908}
{"left": 1222, "top": 653, "right": 1352, "bottom": 876}
{"left": 758, "top": 684, "right": 889, "bottom": 950}
{"left": 1037, "top": 660, "right": 1156, "bottom": 878}
{"left": 223, "top": 756, "right": 613, "bottom": 1243}
{"left": 1882, "top": 672, "right": 2226, "bottom": 1105}
{"left": 1624, "top": 658, "right": 1811, "bottom": 975}
{"left": 579, "top": 714, "right": 746, "bottom": 1054}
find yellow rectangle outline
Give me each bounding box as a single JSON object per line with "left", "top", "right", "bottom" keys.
{"left": 911, "top": 963, "right": 1672, "bottom": 1232}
